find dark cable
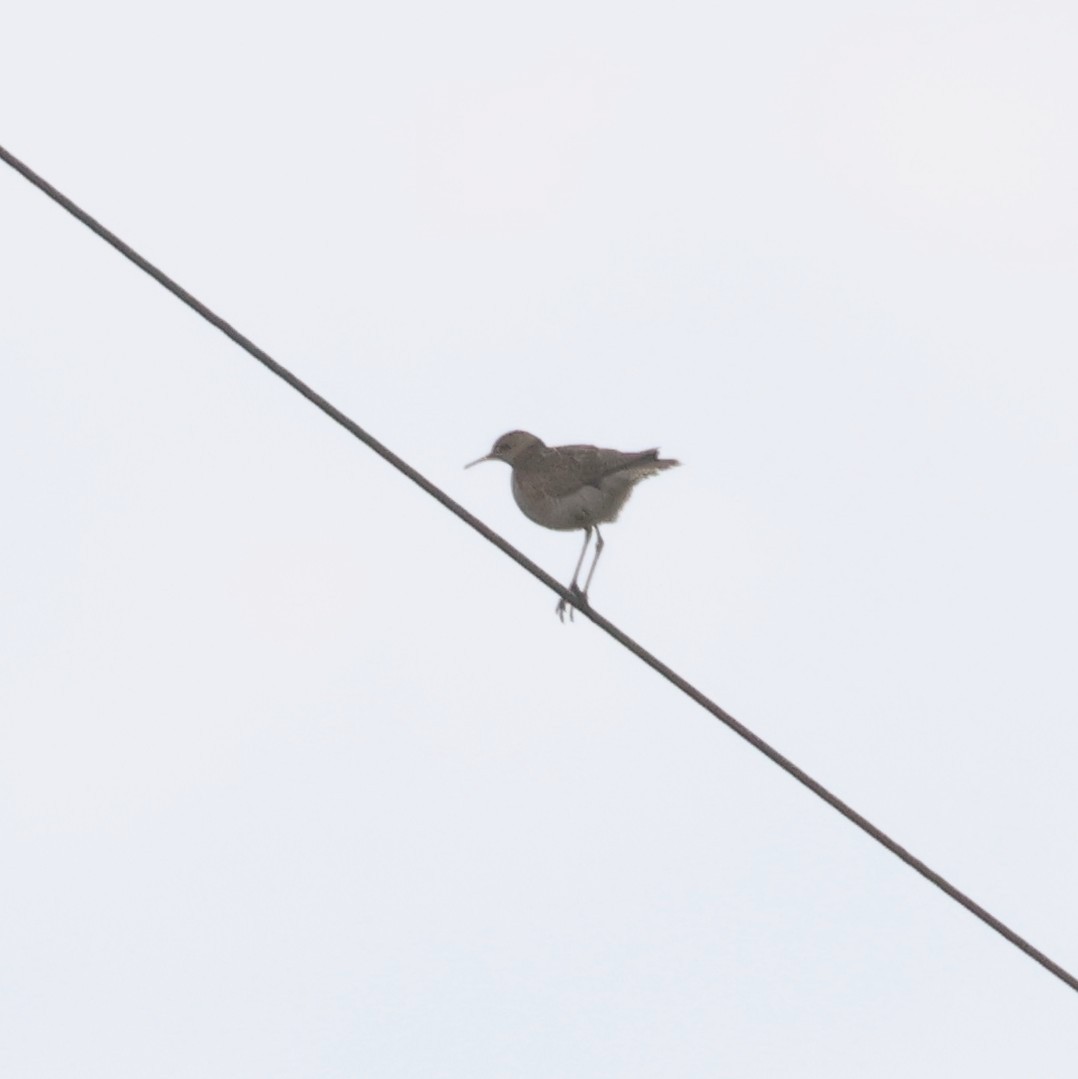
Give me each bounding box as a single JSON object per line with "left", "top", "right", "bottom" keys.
{"left": 3, "top": 141, "right": 1074, "bottom": 994}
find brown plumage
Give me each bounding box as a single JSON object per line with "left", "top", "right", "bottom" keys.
{"left": 466, "top": 431, "right": 679, "bottom": 619}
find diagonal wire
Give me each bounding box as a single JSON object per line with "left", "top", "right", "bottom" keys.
{"left": 3, "top": 141, "right": 1075, "bottom": 995}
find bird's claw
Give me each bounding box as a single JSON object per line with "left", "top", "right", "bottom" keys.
{"left": 556, "top": 585, "right": 589, "bottom": 623}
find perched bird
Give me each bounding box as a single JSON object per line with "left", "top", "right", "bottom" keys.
{"left": 466, "top": 430, "right": 680, "bottom": 620}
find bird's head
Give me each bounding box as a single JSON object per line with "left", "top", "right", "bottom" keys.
{"left": 465, "top": 430, "right": 544, "bottom": 468}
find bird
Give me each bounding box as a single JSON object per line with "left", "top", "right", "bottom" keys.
{"left": 466, "top": 430, "right": 680, "bottom": 620}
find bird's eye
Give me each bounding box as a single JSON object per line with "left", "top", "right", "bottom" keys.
{"left": 497, "top": 443, "right": 508, "bottom": 453}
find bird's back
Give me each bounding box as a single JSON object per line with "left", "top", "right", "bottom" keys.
{"left": 511, "top": 443, "right": 679, "bottom": 530}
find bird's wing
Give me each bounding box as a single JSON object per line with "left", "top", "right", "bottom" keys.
{"left": 534, "top": 446, "right": 662, "bottom": 495}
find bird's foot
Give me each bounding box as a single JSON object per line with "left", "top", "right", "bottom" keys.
{"left": 556, "top": 584, "right": 589, "bottom": 623}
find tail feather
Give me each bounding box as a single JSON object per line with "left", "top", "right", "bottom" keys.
{"left": 636, "top": 450, "right": 680, "bottom": 471}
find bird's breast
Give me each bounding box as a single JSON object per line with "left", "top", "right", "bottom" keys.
{"left": 511, "top": 471, "right": 629, "bottom": 531}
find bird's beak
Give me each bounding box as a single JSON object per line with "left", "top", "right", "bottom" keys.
{"left": 464, "top": 453, "right": 492, "bottom": 469}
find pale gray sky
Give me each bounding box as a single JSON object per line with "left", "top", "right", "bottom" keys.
{"left": 3, "top": 2, "right": 1078, "bottom": 1076}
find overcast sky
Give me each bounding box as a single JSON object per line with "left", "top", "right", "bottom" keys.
{"left": 3, "top": 2, "right": 1078, "bottom": 1076}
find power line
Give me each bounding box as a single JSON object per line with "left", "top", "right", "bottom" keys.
{"left": 3, "top": 140, "right": 1075, "bottom": 995}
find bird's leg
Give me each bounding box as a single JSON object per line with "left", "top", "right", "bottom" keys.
{"left": 557, "top": 527, "right": 592, "bottom": 621}
{"left": 580, "top": 526, "right": 605, "bottom": 602}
